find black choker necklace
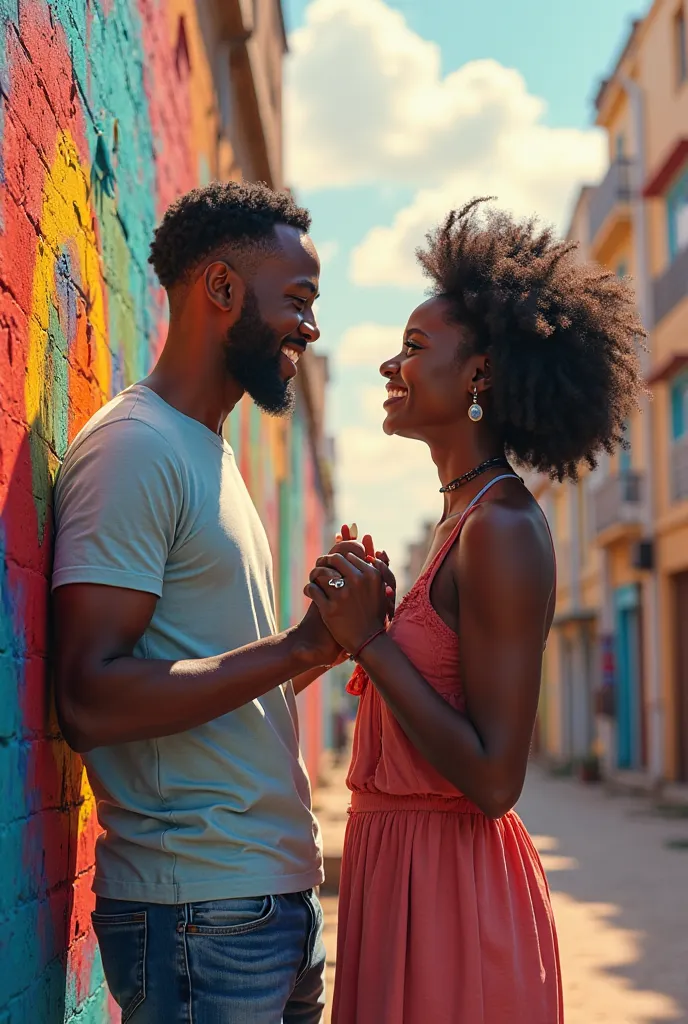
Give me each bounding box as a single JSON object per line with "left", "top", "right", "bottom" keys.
{"left": 439, "top": 456, "right": 510, "bottom": 493}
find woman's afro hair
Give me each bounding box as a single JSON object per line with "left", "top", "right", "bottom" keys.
{"left": 416, "top": 198, "right": 646, "bottom": 481}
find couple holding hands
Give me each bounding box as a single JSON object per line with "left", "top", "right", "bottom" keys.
{"left": 52, "top": 180, "right": 643, "bottom": 1023}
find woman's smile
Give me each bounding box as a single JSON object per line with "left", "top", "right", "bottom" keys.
{"left": 383, "top": 383, "right": 408, "bottom": 408}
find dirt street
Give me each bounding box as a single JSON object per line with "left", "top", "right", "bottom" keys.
{"left": 317, "top": 764, "right": 688, "bottom": 1023}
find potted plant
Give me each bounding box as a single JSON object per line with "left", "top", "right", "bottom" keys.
{"left": 577, "top": 753, "right": 602, "bottom": 783}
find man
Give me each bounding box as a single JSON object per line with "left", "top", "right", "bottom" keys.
{"left": 52, "top": 181, "right": 341, "bottom": 1023}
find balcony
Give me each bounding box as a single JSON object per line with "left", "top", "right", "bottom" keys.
{"left": 652, "top": 244, "right": 688, "bottom": 327}
{"left": 591, "top": 472, "right": 644, "bottom": 543}
{"left": 671, "top": 435, "right": 688, "bottom": 502}
{"left": 588, "top": 158, "right": 633, "bottom": 258}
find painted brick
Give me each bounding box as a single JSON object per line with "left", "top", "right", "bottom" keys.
{"left": 0, "top": 656, "right": 23, "bottom": 736}
{"left": 0, "top": 0, "right": 329, "bottom": 1017}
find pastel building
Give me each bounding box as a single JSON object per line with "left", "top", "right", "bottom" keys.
{"left": 537, "top": 0, "right": 688, "bottom": 789}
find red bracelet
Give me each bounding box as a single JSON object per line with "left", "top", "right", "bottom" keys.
{"left": 349, "top": 626, "right": 387, "bottom": 662}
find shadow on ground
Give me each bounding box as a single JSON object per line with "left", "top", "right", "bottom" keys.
{"left": 518, "top": 767, "right": 688, "bottom": 1023}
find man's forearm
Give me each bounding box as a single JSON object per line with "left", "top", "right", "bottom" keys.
{"left": 64, "top": 628, "right": 323, "bottom": 751}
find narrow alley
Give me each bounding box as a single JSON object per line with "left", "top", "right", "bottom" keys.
{"left": 316, "top": 763, "right": 688, "bottom": 1023}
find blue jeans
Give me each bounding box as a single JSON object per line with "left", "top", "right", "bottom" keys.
{"left": 92, "top": 890, "right": 326, "bottom": 1023}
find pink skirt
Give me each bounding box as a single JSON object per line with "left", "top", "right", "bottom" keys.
{"left": 332, "top": 793, "right": 563, "bottom": 1024}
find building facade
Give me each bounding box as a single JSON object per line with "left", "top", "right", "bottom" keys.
{"left": 0, "top": 0, "right": 333, "bottom": 1018}
{"left": 538, "top": 0, "right": 688, "bottom": 788}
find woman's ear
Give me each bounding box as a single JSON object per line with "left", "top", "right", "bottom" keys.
{"left": 470, "top": 355, "right": 492, "bottom": 394}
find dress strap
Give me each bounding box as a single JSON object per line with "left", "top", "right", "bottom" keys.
{"left": 426, "top": 474, "right": 520, "bottom": 590}
{"left": 346, "top": 473, "right": 520, "bottom": 699}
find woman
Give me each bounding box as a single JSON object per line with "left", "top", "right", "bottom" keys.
{"left": 306, "top": 200, "right": 644, "bottom": 1024}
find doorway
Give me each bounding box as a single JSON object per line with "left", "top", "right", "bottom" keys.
{"left": 674, "top": 572, "right": 688, "bottom": 782}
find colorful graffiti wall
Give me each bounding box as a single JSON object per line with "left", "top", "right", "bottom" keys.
{"left": 0, "top": 0, "right": 329, "bottom": 1017}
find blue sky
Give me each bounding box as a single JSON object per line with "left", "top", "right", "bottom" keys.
{"left": 285, "top": 0, "right": 647, "bottom": 128}
{"left": 283, "top": 0, "right": 648, "bottom": 568}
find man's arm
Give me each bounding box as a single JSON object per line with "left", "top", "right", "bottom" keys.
{"left": 54, "top": 583, "right": 338, "bottom": 752}
{"left": 51, "top": 418, "right": 340, "bottom": 752}
{"left": 289, "top": 535, "right": 395, "bottom": 697}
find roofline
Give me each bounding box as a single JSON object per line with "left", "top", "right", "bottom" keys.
{"left": 594, "top": 16, "right": 644, "bottom": 114}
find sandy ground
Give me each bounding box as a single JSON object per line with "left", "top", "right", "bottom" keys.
{"left": 315, "top": 759, "right": 688, "bottom": 1023}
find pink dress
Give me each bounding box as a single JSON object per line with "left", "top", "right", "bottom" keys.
{"left": 332, "top": 480, "right": 563, "bottom": 1024}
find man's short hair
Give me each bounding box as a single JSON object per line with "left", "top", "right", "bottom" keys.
{"left": 149, "top": 180, "right": 312, "bottom": 290}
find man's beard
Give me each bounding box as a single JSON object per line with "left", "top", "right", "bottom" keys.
{"left": 224, "top": 287, "right": 296, "bottom": 416}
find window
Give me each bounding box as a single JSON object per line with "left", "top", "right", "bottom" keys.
{"left": 675, "top": 7, "right": 687, "bottom": 85}
{"left": 671, "top": 373, "right": 688, "bottom": 440}
{"left": 667, "top": 168, "right": 688, "bottom": 258}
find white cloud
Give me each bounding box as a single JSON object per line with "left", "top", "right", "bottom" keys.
{"left": 350, "top": 134, "right": 606, "bottom": 288}
{"left": 328, "top": 379, "right": 440, "bottom": 569}
{"left": 287, "top": 0, "right": 435, "bottom": 189}
{"left": 334, "top": 420, "right": 440, "bottom": 571}
{"left": 314, "top": 240, "right": 339, "bottom": 265}
{"left": 335, "top": 323, "right": 403, "bottom": 369}
{"left": 360, "top": 384, "right": 389, "bottom": 422}
{"left": 286, "top": 0, "right": 607, "bottom": 288}
{"left": 286, "top": 0, "right": 605, "bottom": 192}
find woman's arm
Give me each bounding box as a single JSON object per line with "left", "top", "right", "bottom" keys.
{"left": 293, "top": 534, "right": 397, "bottom": 697}
{"left": 309, "top": 505, "right": 553, "bottom": 818}
{"left": 292, "top": 665, "right": 329, "bottom": 695}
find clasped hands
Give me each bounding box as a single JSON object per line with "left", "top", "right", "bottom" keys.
{"left": 303, "top": 524, "right": 396, "bottom": 664}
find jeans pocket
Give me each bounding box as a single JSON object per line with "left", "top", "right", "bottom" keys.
{"left": 187, "top": 895, "right": 277, "bottom": 935}
{"left": 295, "top": 890, "right": 325, "bottom": 986}
{"left": 91, "top": 910, "right": 147, "bottom": 1021}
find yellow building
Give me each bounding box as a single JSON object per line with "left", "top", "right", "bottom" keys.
{"left": 539, "top": 0, "right": 688, "bottom": 786}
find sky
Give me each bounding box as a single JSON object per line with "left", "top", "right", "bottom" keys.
{"left": 282, "top": 0, "right": 649, "bottom": 571}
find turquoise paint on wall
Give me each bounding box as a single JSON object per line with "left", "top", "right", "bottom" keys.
{"left": 671, "top": 372, "right": 688, "bottom": 440}
{"left": 56, "top": 0, "right": 160, "bottom": 359}
{"left": 667, "top": 168, "right": 688, "bottom": 259}
{"left": 614, "top": 584, "right": 641, "bottom": 770}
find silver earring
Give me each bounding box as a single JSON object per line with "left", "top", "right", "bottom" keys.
{"left": 468, "top": 387, "right": 483, "bottom": 422}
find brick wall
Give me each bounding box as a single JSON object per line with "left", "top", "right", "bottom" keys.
{"left": 0, "top": 0, "right": 329, "bottom": 1018}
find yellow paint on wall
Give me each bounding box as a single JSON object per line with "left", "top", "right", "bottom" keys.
{"left": 543, "top": 641, "right": 563, "bottom": 757}
{"left": 25, "top": 130, "right": 110, "bottom": 438}
{"left": 608, "top": 543, "right": 633, "bottom": 590}
{"left": 580, "top": 568, "right": 602, "bottom": 611}
{"left": 25, "top": 132, "right": 108, "bottom": 847}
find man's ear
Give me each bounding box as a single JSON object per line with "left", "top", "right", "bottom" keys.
{"left": 204, "top": 261, "right": 245, "bottom": 314}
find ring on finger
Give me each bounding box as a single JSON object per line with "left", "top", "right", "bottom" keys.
{"left": 328, "top": 578, "right": 345, "bottom": 589}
